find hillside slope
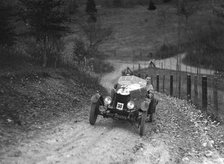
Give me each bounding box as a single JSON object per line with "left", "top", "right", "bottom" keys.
{"left": 0, "top": 66, "right": 105, "bottom": 152}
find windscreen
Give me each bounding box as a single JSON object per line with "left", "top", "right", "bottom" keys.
{"left": 117, "top": 76, "right": 147, "bottom": 91}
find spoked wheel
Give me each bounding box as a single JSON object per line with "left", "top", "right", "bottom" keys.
{"left": 139, "top": 111, "right": 147, "bottom": 136}
{"left": 89, "top": 102, "right": 99, "bottom": 125}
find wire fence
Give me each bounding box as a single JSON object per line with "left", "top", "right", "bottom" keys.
{"left": 133, "top": 65, "right": 224, "bottom": 121}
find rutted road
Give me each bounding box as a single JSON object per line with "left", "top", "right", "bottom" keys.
{"left": 1, "top": 113, "right": 171, "bottom": 164}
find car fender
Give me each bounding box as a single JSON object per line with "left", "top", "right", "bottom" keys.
{"left": 91, "top": 93, "right": 101, "bottom": 104}
{"left": 141, "top": 100, "right": 151, "bottom": 112}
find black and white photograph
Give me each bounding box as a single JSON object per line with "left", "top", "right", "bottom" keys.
{"left": 0, "top": 0, "right": 224, "bottom": 163}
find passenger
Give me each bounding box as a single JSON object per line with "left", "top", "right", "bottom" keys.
{"left": 146, "top": 77, "right": 158, "bottom": 122}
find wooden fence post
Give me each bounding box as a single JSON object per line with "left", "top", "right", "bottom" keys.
{"left": 202, "top": 76, "right": 207, "bottom": 111}
{"left": 194, "top": 75, "right": 198, "bottom": 106}
{"left": 138, "top": 63, "right": 141, "bottom": 71}
{"left": 163, "top": 75, "right": 165, "bottom": 93}
{"left": 187, "top": 74, "right": 191, "bottom": 101}
{"left": 156, "top": 74, "right": 159, "bottom": 92}
{"left": 151, "top": 75, "right": 153, "bottom": 86}
{"left": 178, "top": 74, "right": 181, "bottom": 98}
{"left": 170, "top": 75, "right": 173, "bottom": 96}
{"left": 213, "top": 77, "right": 218, "bottom": 118}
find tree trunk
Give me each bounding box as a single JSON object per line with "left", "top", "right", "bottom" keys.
{"left": 54, "top": 56, "right": 58, "bottom": 69}
{"left": 42, "top": 52, "right": 47, "bottom": 67}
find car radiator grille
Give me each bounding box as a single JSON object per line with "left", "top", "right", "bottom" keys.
{"left": 113, "top": 93, "right": 130, "bottom": 110}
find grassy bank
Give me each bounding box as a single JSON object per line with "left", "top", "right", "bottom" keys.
{"left": 0, "top": 63, "right": 107, "bottom": 150}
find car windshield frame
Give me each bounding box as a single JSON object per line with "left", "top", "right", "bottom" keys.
{"left": 117, "top": 75, "right": 147, "bottom": 91}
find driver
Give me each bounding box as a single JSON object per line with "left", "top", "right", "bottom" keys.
{"left": 146, "top": 77, "right": 158, "bottom": 122}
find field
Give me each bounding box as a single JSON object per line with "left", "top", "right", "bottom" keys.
{"left": 97, "top": 4, "right": 179, "bottom": 60}
{"left": 90, "top": 1, "right": 217, "bottom": 60}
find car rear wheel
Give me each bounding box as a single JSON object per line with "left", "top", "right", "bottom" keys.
{"left": 89, "top": 102, "right": 99, "bottom": 125}
{"left": 140, "top": 112, "right": 147, "bottom": 136}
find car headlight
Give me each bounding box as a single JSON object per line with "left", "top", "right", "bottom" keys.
{"left": 104, "top": 96, "right": 112, "bottom": 105}
{"left": 127, "top": 101, "right": 135, "bottom": 110}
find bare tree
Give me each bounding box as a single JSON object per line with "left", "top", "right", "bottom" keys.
{"left": 19, "top": 0, "right": 69, "bottom": 67}
{"left": 82, "top": 21, "right": 112, "bottom": 57}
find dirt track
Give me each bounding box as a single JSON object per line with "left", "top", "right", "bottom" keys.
{"left": 0, "top": 106, "right": 171, "bottom": 164}
{"left": 1, "top": 95, "right": 223, "bottom": 164}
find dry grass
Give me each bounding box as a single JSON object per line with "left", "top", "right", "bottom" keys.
{"left": 97, "top": 5, "right": 179, "bottom": 59}
{"left": 92, "top": 1, "right": 224, "bottom": 67}
{"left": 0, "top": 66, "right": 106, "bottom": 150}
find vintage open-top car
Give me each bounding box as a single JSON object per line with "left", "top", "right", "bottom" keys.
{"left": 89, "top": 75, "right": 157, "bottom": 136}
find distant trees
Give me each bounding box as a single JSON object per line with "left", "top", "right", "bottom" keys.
{"left": 178, "top": 0, "right": 224, "bottom": 72}
{"left": 163, "top": 0, "right": 172, "bottom": 2}
{"left": 113, "top": 0, "right": 122, "bottom": 7}
{"left": 0, "top": 1, "right": 16, "bottom": 47}
{"left": 71, "top": 0, "right": 113, "bottom": 70}
{"left": 213, "top": 3, "right": 224, "bottom": 18}
{"left": 19, "top": 0, "right": 69, "bottom": 67}
{"left": 210, "top": 3, "right": 224, "bottom": 71}
{"left": 81, "top": 21, "right": 112, "bottom": 57}
{"left": 73, "top": 39, "right": 88, "bottom": 65}
{"left": 148, "top": 0, "right": 156, "bottom": 10}
{"left": 86, "top": 0, "right": 97, "bottom": 14}
{"left": 67, "top": 0, "right": 78, "bottom": 15}
{"left": 86, "top": 0, "right": 97, "bottom": 22}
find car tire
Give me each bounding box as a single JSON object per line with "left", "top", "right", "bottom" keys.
{"left": 140, "top": 111, "right": 147, "bottom": 136}
{"left": 89, "top": 102, "right": 99, "bottom": 125}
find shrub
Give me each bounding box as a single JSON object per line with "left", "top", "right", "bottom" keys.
{"left": 67, "top": 0, "right": 78, "bottom": 14}
{"left": 74, "top": 68, "right": 101, "bottom": 90}
{"left": 0, "top": 45, "right": 28, "bottom": 69}
{"left": 86, "top": 0, "right": 97, "bottom": 14}
{"left": 24, "top": 37, "right": 64, "bottom": 68}
{"left": 90, "top": 58, "right": 114, "bottom": 73}
{"left": 103, "top": 0, "right": 147, "bottom": 8}
{"left": 163, "top": 0, "right": 172, "bottom": 3}
{"left": 154, "top": 44, "right": 179, "bottom": 59}
{"left": 182, "top": 17, "right": 224, "bottom": 71}
{"left": 0, "top": 1, "right": 16, "bottom": 47}
{"left": 148, "top": 1, "right": 156, "bottom": 10}
{"left": 73, "top": 39, "right": 88, "bottom": 65}
{"left": 183, "top": 51, "right": 224, "bottom": 72}
{"left": 113, "top": 0, "right": 122, "bottom": 7}
{"left": 19, "top": 0, "right": 69, "bottom": 67}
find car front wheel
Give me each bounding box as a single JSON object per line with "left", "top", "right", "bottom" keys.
{"left": 89, "top": 102, "right": 99, "bottom": 125}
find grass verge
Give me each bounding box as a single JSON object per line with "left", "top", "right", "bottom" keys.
{"left": 0, "top": 63, "right": 106, "bottom": 151}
